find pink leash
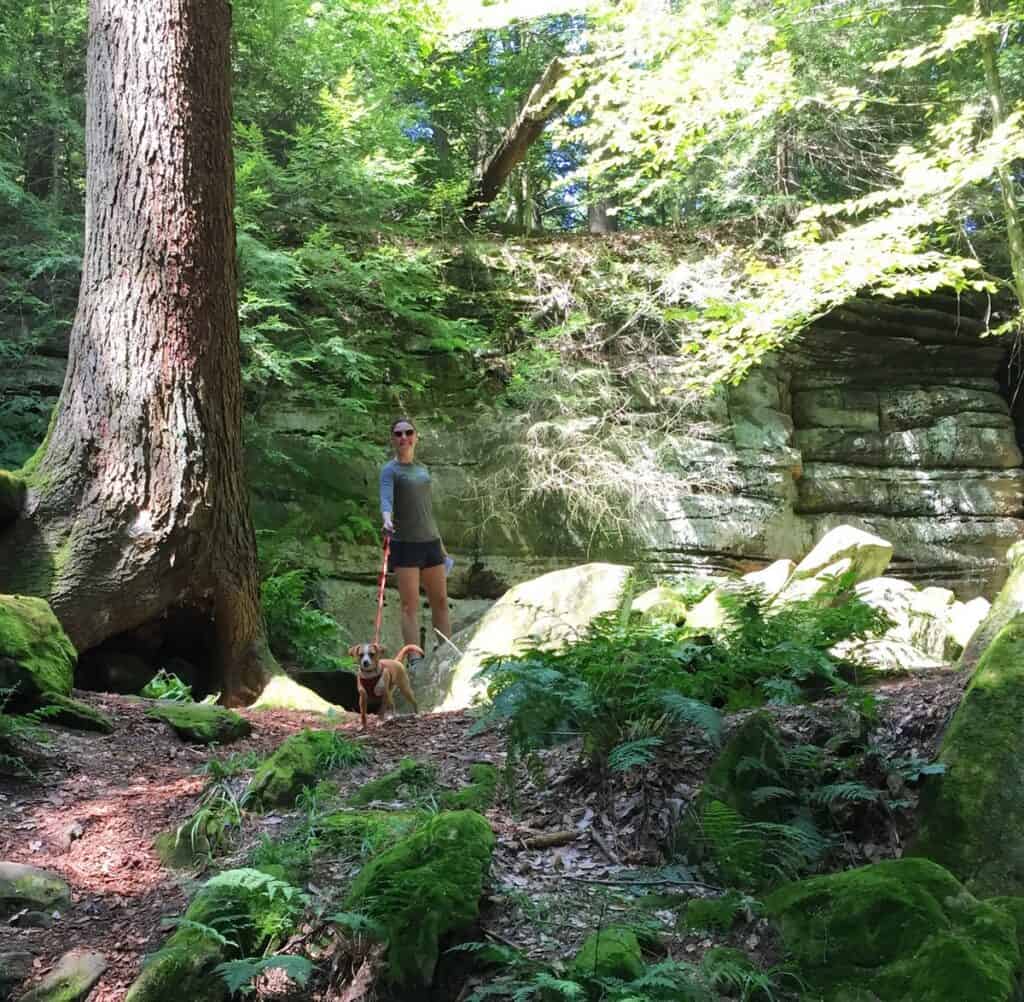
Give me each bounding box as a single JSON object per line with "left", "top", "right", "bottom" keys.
{"left": 373, "top": 531, "right": 392, "bottom": 649}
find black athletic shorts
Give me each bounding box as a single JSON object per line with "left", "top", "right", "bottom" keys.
{"left": 389, "top": 537, "right": 444, "bottom": 571}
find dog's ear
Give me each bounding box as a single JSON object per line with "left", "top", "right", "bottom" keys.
{"left": 347, "top": 644, "right": 360, "bottom": 658}
{"left": 371, "top": 643, "right": 384, "bottom": 655}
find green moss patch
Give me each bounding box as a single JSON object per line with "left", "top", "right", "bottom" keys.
{"left": 438, "top": 763, "right": 499, "bottom": 811}
{"left": 0, "top": 471, "right": 25, "bottom": 526}
{"left": 317, "top": 809, "right": 425, "bottom": 857}
{"left": 125, "top": 868, "right": 303, "bottom": 1002}
{"left": 39, "top": 693, "right": 113, "bottom": 734}
{"left": 767, "top": 857, "right": 1021, "bottom": 1002}
{"left": 247, "top": 729, "right": 358, "bottom": 809}
{"left": 911, "top": 612, "right": 1024, "bottom": 895}
{"left": 571, "top": 925, "right": 644, "bottom": 984}
{"left": 19, "top": 948, "right": 106, "bottom": 1002}
{"left": 0, "top": 595, "right": 75, "bottom": 703}
{"left": 146, "top": 702, "right": 250, "bottom": 746}
{"left": 344, "top": 810, "right": 496, "bottom": 987}
{"left": 346, "top": 757, "right": 439, "bottom": 806}
{"left": 684, "top": 891, "right": 745, "bottom": 932}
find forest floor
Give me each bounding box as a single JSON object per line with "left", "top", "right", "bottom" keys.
{"left": 0, "top": 669, "right": 965, "bottom": 1002}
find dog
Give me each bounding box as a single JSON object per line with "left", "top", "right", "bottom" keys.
{"left": 348, "top": 642, "right": 421, "bottom": 729}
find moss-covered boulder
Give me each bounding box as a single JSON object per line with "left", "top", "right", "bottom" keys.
{"left": 125, "top": 868, "right": 302, "bottom": 1002}
{"left": 958, "top": 541, "right": 1024, "bottom": 672}
{"left": 347, "top": 758, "right": 439, "bottom": 807}
{"left": 0, "top": 472, "right": 25, "bottom": 526}
{"left": 0, "top": 595, "right": 75, "bottom": 704}
{"left": 19, "top": 948, "right": 106, "bottom": 1002}
{"left": 0, "top": 862, "right": 70, "bottom": 918}
{"left": 344, "top": 810, "right": 495, "bottom": 987}
{"left": 39, "top": 693, "right": 114, "bottom": 734}
{"left": 912, "top": 612, "right": 1024, "bottom": 895}
{"left": 146, "top": 702, "right": 250, "bottom": 745}
{"left": 246, "top": 729, "right": 344, "bottom": 809}
{"left": 571, "top": 925, "right": 644, "bottom": 985}
{"left": 700, "top": 712, "right": 785, "bottom": 822}
{"left": 767, "top": 857, "right": 1021, "bottom": 1002}
{"left": 317, "top": 809, "right": 425, "bottom": 858}
{"left": 439, "top": 763, "right": 499, "bottom": 811}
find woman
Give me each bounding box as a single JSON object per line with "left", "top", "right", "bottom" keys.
{"left": 379, "top": 417, "right": 451, "bottom": 665}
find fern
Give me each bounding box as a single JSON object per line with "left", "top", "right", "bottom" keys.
{"left": 809, "top": 781, "right": 883, "bottom": 806}
{"left": 658, "top": 692, "right": 723, "bottom": 748}
{"left": 215, "top": 954, "right": 312, "bottom": 995}
{"left": 608, "top": 736, "right": 663, "bottom": 773}
{"left": 327, "top": 910, "right": 387, "bottom": 939}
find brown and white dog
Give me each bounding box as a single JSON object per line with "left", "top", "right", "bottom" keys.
{"left": 348, "top": 642, "right": 421, "bottom": 729}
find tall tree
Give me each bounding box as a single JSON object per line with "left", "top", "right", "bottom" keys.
{"left": 0, "top": 0, "right": 271, "bottom": 703}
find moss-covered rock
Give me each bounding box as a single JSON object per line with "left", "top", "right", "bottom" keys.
{"left": 438, "top": 763, "right": 499, "bottom": 811}
{"left": 0, "top": 472, "right": 25, "bottom": 526}
{"left": 571, "top": 925, "right": 644, "bottom": 984}
{"left": 125, "top": 868, "right": 302, "bottom": 1002}
{"left": 700, "top": 712, "right": 786, "bottom": 822}
{"left": 39, "top": 694, "right": 114, "bottom": 734}
{"left": 19, "top": 948, "right": 106, "bottom": 1002}
{"left": 0, "top": 595, "right": 75, "bottom": 704}
{"left": 958, "top": 541, "right": 1024, "bottom": 672}
{"left": 246, "top": 729, "right": 342, "bottom": 809}
{"left": 0, "top": 862, "right": 70, "bottom": 918}
{"left": 911, "top": 612, "right": 1024, "bottom": 895}
{"left": 347, "top": 757, "right": 439, "bottom": 806}
{"left": 317, "top": 809, "right": 425, "bottom": 857}
{"left": 145, "top": 702, "right": 250, "bottom": 745}
{"left": 767, "top": 857, "right": 1021, "bottom": 1002}
{"left": 344, "top": 810, "right": 495, "bottom": 987}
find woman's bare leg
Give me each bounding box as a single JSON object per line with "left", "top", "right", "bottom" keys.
{"left": 396, "top": 567, "right": 421, "bottom": 648}
{"left": 421, "top": 563, "right": 452, "bottom": 647}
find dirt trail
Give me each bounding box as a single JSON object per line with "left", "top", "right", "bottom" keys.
{"left": 0, "top": 671, "right": 964, "bottom": 1001}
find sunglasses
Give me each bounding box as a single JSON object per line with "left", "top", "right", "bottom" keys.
{"left": 392, "top": 428, "right": 416, "bottom": 438}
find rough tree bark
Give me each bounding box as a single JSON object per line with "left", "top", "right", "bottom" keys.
{"left": 462, "top": 58, "right": 566, "bottom": 226}
{"left": 0, "top": 0, "right": 272, "bottom": 703}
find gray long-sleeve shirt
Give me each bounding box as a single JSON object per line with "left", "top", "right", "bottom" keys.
{"left": 379, "top": 459, "right": 440, "bottom": 542}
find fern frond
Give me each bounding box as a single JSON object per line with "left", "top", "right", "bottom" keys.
{"left": 658, "top": 692, "right": 722, "bottom": 747}
{"left": 215, "top": 954, "right": 312, "bottom": 993}
{"left": 608, "top": 736, "right": 663, "bottom": 772}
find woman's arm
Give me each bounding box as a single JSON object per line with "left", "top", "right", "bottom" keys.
{"left": 379, "top": 463, "right": 396, "bottom": 532}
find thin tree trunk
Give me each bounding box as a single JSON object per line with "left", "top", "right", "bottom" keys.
{"left": 0, "top": 0, "right": 272, "bottom": 704}
{"left": 978, "top": 0, "right": 1024, "bottom": 309}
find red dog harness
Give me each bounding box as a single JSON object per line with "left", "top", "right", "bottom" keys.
{"left": 359, "top": 671, "right": 383, "bottom": 702}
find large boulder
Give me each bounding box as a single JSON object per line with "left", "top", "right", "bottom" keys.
{"left": 767, "top": 857, "right": 1021, "bottom": 1002}
{"left": 0, "top": 595, "right": 75, "bottom": 704}
{"left": 415, "top": 563, "right": 632, "bottom": 712}
{"left": 782, "top": 525, "right": 894, "bottom": 604}
{"left": 912, "top": 611, "right": 1024, "bottom": 895}
{"left": 958, "top": 542, "right": 1024, "bottom": 672}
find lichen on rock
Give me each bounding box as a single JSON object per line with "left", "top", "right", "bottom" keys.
{"left": 767, "top": 857, "right": 1021, "bottom": 1002}
{"left": 344, "top": 809, "right": 495, "bottom": 987}
{"left": 145, "top": 702, "right": 250, "bottom": 746}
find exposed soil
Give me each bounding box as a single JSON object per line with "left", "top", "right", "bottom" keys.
{"left": 0, "top": 669, "right": 965, "bottom": 1001}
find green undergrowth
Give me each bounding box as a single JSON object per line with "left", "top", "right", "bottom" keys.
{"left": 260, "top": 569, "right": 346, "bottom": 671}
{"left": 346, "top": 758, "right": 499, "bottom": 812}
{"left": 247, "top": 729, "right": 366, "bottom": 810}
{"left": 0, "top": 684, "right": 59, "bottom": 778}
{"left": 474, "top": 575, "right": 887, "bottom": 780}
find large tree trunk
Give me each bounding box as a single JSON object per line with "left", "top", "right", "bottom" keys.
{"left": 0, "top": 0, "right": 271, "bottom": 704}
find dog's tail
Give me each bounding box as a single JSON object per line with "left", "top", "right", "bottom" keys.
{"left": 393, "top": 644, "right": 425, "bottom": 663}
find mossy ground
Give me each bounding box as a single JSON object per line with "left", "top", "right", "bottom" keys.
{"left": 912, "top": 613, "right": 1024, "bottom": 895}
{"left": 767, "top": 857, "right": 1021, "bottom": 1002}
{"left": 125, "top": 868, "right": 303, "bottom": 1002}
{"left": 0, "top": 595, "right": 76, "bottom": 702}
{"left": 344, "top": 810, "right": 496, "bottom": 987}
{"left": 145, "top": 702, "right": 251, "bottom": 745}
{"left": 39, "top": 693, "right": 114, "bottom": 733}
{"left": 346, "top": 757, "right": 439, "bottom": 806}
{"left": 571, "top": 924, "right": 644, "bottom": 984}
{"left": 247, "top": 728, "right": 360, "bottom": 809}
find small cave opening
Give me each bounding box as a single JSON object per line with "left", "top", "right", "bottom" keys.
{"left": 76, "top": 604, "right": 218, "bottom": 699}
{"left": 287, "top": 665, "right": 360, "bottom": 711}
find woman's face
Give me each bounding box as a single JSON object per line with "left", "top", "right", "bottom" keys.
{"left": 391, "top": 422, "right": 417, "bottom": 457}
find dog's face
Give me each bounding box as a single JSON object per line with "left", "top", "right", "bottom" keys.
{"left": 348, "top": 642, "right": 383, "bottom": 672}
